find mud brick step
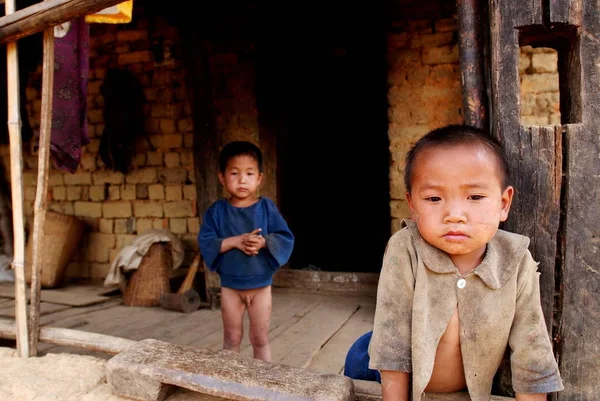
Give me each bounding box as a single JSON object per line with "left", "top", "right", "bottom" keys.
{"left": 106, "top": 338, "right": 355, "bottom": 401}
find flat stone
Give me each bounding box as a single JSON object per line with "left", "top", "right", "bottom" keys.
{"left": 106, "top": 338, "right": 355, "bottom": 401}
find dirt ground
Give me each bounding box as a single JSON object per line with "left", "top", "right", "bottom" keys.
{"left": 0, "top": 347, "right": 223, "bottom": 401}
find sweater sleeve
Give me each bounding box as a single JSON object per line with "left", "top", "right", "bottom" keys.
{"left": 509, "top": 251, "right": 563, "bottom": 394}
{"left": 263, "top": 198, "right": 294, "bottom": 270}
{"left": 368, "top": 228, "right": 415, "bottom": 373}
{"left": 198, "top": 205, "right": 224, "bottom": 272}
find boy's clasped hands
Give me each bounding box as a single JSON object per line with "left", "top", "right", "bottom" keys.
{"left": 238, "top": 228, "right": 265, "bottom": 256}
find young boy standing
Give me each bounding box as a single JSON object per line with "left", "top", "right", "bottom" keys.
{"left": 198, "top": 141, "right": 294, "bottom": 362}
{"left": 346, "top": 125, "right": 563, "bottom": 400}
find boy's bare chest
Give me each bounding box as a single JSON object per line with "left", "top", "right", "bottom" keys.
{"left": 427, "top": 308, "right": 466, "bottom": 392}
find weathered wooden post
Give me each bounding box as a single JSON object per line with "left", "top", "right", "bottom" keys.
{"left": 489, "top": 1, "right": 598, "bottom": 399}
{"left": 29, "top": 20, "right": 55, "bottom": 355}
{"left": 457, "top": 0, "right": 488, "bottom": 129}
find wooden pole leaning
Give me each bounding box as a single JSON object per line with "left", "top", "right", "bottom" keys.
{"left": 5, "top": 0, "right": 30, "bottom": 358}
{"left": 29, "top": 23, "right": 55, "bottom": 356}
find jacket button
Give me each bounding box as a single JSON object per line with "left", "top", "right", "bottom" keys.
{"left": 457, "top": 278, "right": 466, "bottom": 289}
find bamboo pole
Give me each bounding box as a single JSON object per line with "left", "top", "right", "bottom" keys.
{"left": 5, "top": 0, "right": 29, "bottom": 358}
{"left": 29, "top": 24, "right": 54, "bottom": 356}
{"left": 0, "top": 318, "right": 137, "bottom": 355}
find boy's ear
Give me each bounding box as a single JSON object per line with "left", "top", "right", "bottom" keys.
{"left": 218, "top": 172, "right": 225, "bottom": 186}
{"left": 499, "top": 186, "right": 514, "bottom": 222}
{"left": 406, "top": 192, "right": 416, "bottom": 217}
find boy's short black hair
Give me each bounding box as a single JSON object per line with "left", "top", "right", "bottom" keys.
{"left": 219, "top": 141, "right": 264, "bottom": 173}
{"left": 404, "top": 124, "right": 511, "bottom": 193}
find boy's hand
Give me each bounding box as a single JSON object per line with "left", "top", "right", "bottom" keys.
{"left": 242, "top": 228, "right": 265, "bottom": 255}
{"left": 221, "top": 229, "right": 265, "bottom": 255}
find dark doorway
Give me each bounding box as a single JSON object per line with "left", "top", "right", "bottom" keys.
{"left": 258, "top": 5, "right": 391, "bottom": 273}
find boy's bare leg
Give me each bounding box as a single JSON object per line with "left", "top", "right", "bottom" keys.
{"left": 220, "top": 287, "right": 246, "bottom": 352}
{"left": 246, "top": 285, "right": 272, "bottom": 361}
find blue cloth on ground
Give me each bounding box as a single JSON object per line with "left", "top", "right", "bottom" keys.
{"left": 343, "top": 330, "right": 381, "bottom": 383}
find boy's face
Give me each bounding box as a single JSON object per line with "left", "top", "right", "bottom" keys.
{"left": 406, "top": 143, "right": 514, "bottom": 270}
{"left": 218, "top": 155, "right": 263, "bottom": 206}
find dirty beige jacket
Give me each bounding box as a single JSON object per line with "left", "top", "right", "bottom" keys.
{"left": 369, "top": 219, "right": 563, "bottom": 401}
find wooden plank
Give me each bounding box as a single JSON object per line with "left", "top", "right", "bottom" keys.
{"left": 490, "top": 4, "right": 561, "bottom": 335}
{"left": 488, "top": 3, "right": 563, "bottom": 397}
{"left": 550, "top": 0, "right": 582, "bottom": 26}
{"left": 274, "top": 269, "right": 379, "bottom": 293}
{"left": 561, "top": 112, "right": 600, "bottom": 398}
{"left": 0, "top": 317, "right": 137, "bottom": 355}
{"left": 488, "top": 0, "right": 543, "bottom": 27}
{"left": 199, "top": 290, "right": 317, "bottom": 351}
{"left": 38, "top": 304, "right": 187, "bottom": 355}
{"left": 0, "top": 301, "right": 70, "bottom": 317}
{"left": 0, "top": 0, "right": 126, "bottom": 45}
{"left": 270, "top": 300, "right": 359, "bottom": 368}
{"left": 500, "top": 126, "right": 561, "bottom": 328}
{"left": 40, "top": 298, "right": 122, "bottom": 326}
{"left": 0, "top": 282, "right": 110, "bottom": 306}
{"left": 306, "top": 305, "right": 375, "bottom": 374}
{"left": 238, "top": 299, "right": 323, "bottom": 357}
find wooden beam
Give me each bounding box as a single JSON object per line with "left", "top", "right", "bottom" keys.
{"left": 457, "top": 0, "right": 488, "bottom": 129}
{"left": 0, "top": 0, "right": 125, "bottom": 45}
{"left": 29, "top": 23, "right": 54, "bottom": 356}
{"left": 0, "top": 318, "right": 138, "bottom": 355}
{"left": 5, "top": 0, "right": 29, "bottom": 359}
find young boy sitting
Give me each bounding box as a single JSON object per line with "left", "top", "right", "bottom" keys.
{"left": 344, "top": 125, "right": 563, "bottom": 400}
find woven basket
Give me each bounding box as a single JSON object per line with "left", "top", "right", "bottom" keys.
{"left": 123, "top": 242, "right": 172, "bottom": 307}
{"left": 25, "top": 211, "right": 85, "bottom": 288}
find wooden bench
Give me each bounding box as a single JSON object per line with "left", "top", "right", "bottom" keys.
{"left": 106, "top": 338, "right": 355, "bottom": 401}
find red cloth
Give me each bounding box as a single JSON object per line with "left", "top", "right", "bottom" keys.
{"left": 48, "top": 17, "right": 90, "bottom": 172}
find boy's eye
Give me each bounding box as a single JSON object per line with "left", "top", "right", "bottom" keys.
{"left": 468, "top": 195, "right": 485, "bottom": 200}
{"left": 425, "top": 196, "right": 441, "bottom": 202}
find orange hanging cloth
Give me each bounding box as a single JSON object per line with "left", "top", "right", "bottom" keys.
{"left": 85, "top": 1, "right": 134, "bottom": 24}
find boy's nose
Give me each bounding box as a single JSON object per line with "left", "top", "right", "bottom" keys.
{"left": 443, "top": 205, "right": 467, "bottom": 224}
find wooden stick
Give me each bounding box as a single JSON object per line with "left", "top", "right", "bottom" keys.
{"left": 178, "top": 254, "right": 200, "bottom": 294}
{"left": 29, "top": 24, "right": 55, "bottom": 356}
{"left": 0, "top": 318, "right": 137, "bottom": 355}
{"left": 0, "top": 0, "right": 125, "bottom": 46}
{"left": 5, "top": 0, "right": 29, "bottom": 359}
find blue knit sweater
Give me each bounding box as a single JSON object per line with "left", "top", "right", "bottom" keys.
{"left": 198, "top": 197, "right": 294, "bottom": 290}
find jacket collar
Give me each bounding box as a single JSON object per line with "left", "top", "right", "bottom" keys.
{"left": 402, "top": 218, "right": 530, "bottom": 289}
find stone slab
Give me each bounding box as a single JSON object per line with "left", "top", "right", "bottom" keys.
{"left": 106, "top": 338, "right": 354, "bottom": 401}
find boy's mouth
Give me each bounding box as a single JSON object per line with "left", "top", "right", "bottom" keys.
{"left": 444, "top": 231, "right": 469, "bottom": 240}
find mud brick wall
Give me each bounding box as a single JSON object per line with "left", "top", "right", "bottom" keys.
{"left": 385, "top": 23, "right": 560, "bottom": 232}
{"left": 0, "top": 7, "right": 561, "bottom": 279}
{"left": 0, "top": 6, "right": 259, "bottom": 281}
{"left": 519, "top": 46, "right": 560, "bottom": 126}
{"left": 386, "top": 17, "right": 463, "bottom": 232}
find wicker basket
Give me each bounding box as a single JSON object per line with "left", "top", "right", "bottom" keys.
{"left": 25, "top": 211, "right": 85, "bottom": 288}
{"left": 123, "top": 242, "right": 172, "bottom": 307}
